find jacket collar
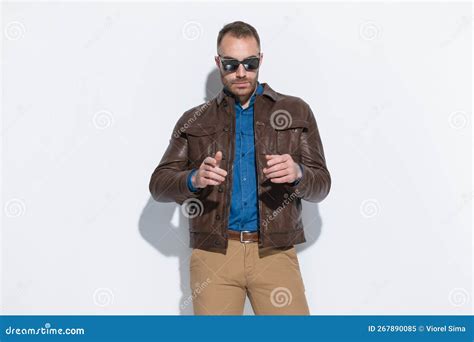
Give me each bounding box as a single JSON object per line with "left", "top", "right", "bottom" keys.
{"left": 216, "top": 82, "right": 278, "bottom": 106}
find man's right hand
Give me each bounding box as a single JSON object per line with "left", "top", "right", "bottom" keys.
{"left": 191, "top": 150, "right": 228, "bottom": 188}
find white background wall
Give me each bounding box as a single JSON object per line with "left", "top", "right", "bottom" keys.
{"left": 1, "top": 1, "right": 472, "bottom": 315}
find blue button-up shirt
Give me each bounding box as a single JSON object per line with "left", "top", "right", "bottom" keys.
{"left": 186, "top": 82, "right": 303, "bottom": 232}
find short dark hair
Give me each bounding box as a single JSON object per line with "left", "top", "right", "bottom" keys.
{"left": 217, "top": 21, "right": 261, "bottom": 52}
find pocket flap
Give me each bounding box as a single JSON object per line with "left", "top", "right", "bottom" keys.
{"left": 273, "top": 119, "right": 308, "bottom": 131}
{"left": 185, "top": 125, "right": 217, "bottom": 136}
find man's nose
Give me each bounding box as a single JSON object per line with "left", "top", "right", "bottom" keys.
{"left": 235, "top": 63, "right": 246, "bottom": 77}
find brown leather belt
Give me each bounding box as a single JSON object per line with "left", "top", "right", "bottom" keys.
{"left": 227, "top": 229, "right": 259, "bottom": 243}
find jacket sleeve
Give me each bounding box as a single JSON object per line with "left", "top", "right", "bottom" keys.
{"left": 292, "top": 102, "right": 331, "bottom": 203}
{"left": 149, "top": 115, "right": 204, "bottom": 205}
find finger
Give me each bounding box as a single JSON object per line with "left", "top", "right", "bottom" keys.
{"left": 214, "top": 150, "right": 223, "bottom": 167}
{"left": 211, "top": 167, "right": 228, "bottom": 177}
{"left": 202, "top": 170, "right": 225, "bottom": 183}
{"left": 203, "top": 156, "right": 217, "bottom": 167}
{"left": 203, "top": 178, "right": 221, "bottom": 186}
{"left": 270, "top": 175, "right": 292, "bottom": 183}
{"left": 202, "top": 164, "right": 228, "bottom": 177}
{"left": 266, "top": 169, "right": 290, "bottom": 179}
{"left": 263, "top": 162, "right": 287, "bottom": 174}
{"left": 206, "top": 169, "right": 226, "bottom": 181}
{"left": 266, "top": 155, "right": 287, "bottom": 167}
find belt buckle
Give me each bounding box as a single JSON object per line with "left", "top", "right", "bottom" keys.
{"left": 240, "top": 230, "right": 254, "bottom": 243}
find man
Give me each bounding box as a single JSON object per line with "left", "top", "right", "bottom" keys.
{"left": 149, "top": 21, "right": 331, "bottom": 315}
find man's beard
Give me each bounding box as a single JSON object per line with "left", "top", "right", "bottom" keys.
{"left": 221, "top": 72, "right": 259, "bottom": 97}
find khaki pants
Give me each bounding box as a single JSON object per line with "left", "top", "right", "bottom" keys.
{"left": 189, "top": 238, "right": 310, "bottom": 315}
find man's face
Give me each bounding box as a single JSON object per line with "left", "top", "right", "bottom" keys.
{"left": 215, "top": 34, "right": 263, "bottom": 98}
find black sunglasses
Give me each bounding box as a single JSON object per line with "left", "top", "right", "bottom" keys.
{"left": 218, "top": 55, "right": 261, "bottom": 72}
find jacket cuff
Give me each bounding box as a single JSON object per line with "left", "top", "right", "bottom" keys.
{"left": 289, "top": 163, "right": 304, "bottom": 187}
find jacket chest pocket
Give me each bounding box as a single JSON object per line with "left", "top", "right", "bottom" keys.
{"left": 186, "top": 126, "right": 217, "bottom": 166}
{"left": 274, "top": 120, "right": 308, "bottom": 158}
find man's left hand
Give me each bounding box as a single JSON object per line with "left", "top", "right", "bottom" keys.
{"left": 263, "top": 154, "right": 302, "bottom": 184}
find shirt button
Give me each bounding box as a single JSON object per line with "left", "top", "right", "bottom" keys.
{"left": 215, "top": 214, "right": 221, "bottom": 220}
{"left": 218, "top": 187, "right": 223, "bottom": 193}
{"left": 243, "top": 177, "right": 246, "bottom": 181}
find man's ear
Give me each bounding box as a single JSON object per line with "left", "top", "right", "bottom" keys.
{"left": 214, "top": 56, "right": 220, "bottom": 69}
{"left": 259, "top": 52, "right": 263, "bottom": 67}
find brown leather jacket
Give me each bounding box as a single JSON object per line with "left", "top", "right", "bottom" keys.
{"left": 149, "top": 83, "right": 331, "bottom": 253}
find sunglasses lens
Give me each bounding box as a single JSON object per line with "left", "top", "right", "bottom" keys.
{"left": 243, "top": 58, "right": 260, "bottom": 70}
{"left": 222, "top": 60, "right": 239, "bottom": 72}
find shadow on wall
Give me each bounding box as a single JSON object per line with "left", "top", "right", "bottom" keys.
{"left": 139, "top": 69, "right": 324, "bottom": 315}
